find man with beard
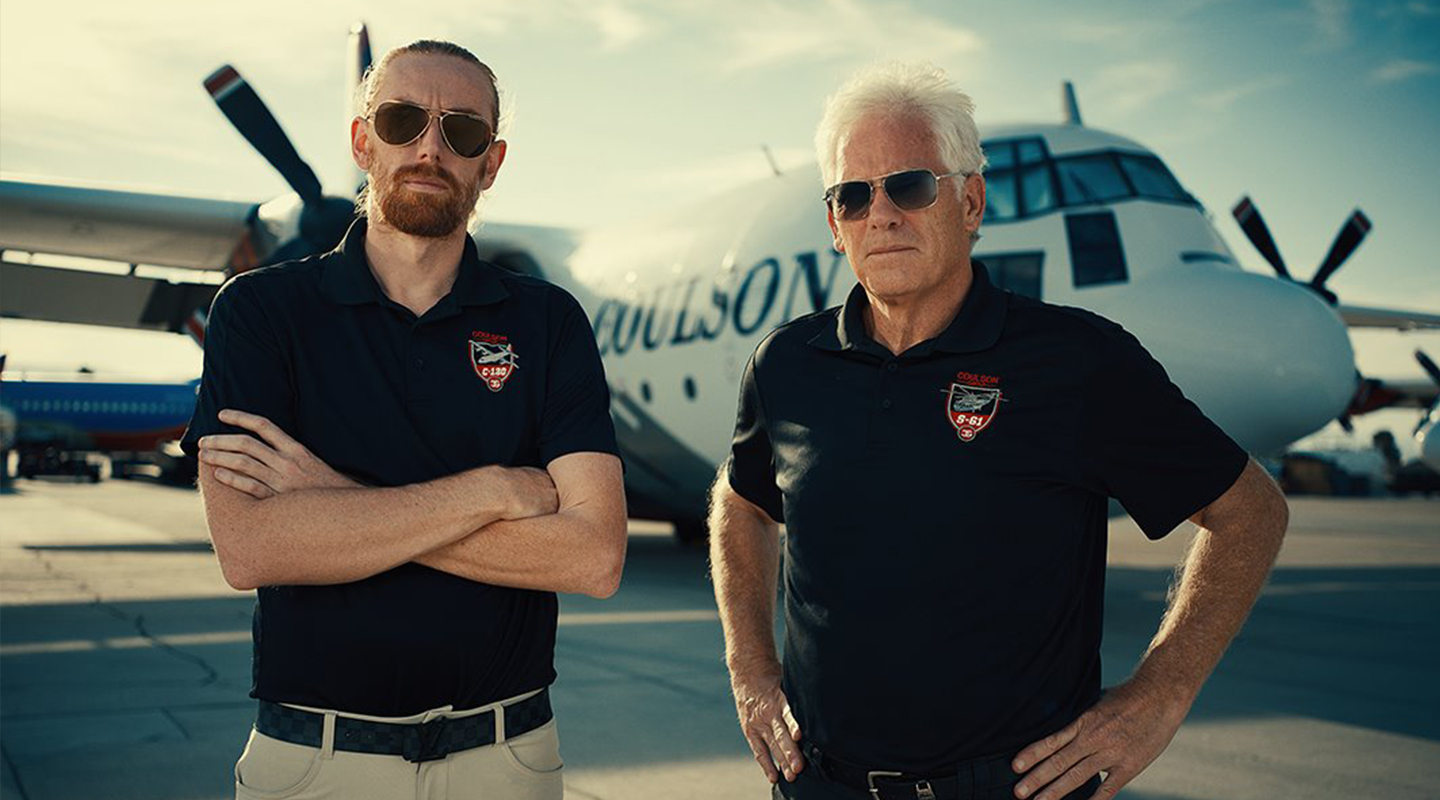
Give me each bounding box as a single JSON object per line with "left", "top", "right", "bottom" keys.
{"left": 180, "top": 40, "right": 625, "bottom": 800}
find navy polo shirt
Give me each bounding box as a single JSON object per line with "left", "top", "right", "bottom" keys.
{"left": 727, "top": 260, "right": 1247, "bottom": 774}
{"left": 182, "top": 219, "right": 618, "bottom": 716}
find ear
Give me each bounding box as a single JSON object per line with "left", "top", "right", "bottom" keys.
{"left": 478, "top": 139, "right": 508, "bottom": 192}
{"left": 962, "top": 173, "right": 986, "bottom": 237}
{"left": 351, "top": 117, "right": 371, "bottom": 171}
{"left": 826, "top": 205, "right": 845, "bottom": 253}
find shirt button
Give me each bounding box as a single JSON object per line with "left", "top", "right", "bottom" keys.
{"left": 886, "top": 362, "right": 898, "bottom": 372}
{"left": 881, "top": 398, "right": 893, "bottom": 410}
{"left": 415, "top": 358, "right": 424, "bottom": 369}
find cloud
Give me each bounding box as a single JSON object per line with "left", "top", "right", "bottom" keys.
{"left": 1372, "top": 58, "right": 1440, "bottom": 82}
{"left": 721, "top": 0, "right": 984, "bottom": 72}
{"left": 1195, "top": 75, "right": 1290, "bottom": 112}
{"left": 1310, "top": 0, "right": 1353, "bottom": 47}
{"left": 582, "top": 2, "right": 652, "bottom": 51}
{"left": 1090, "top": 60, "right": 1180, "bottom": 115}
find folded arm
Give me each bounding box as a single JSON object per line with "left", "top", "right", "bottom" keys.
{"left": 414, "top": 451, "right": 627, "bottom": 598}
{"left": 198, "top": 409, "right": 557, "bottom": 590}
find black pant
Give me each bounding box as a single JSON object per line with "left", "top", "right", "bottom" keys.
{"left": 772, "top": 768, "right": 1103, "bottom": 800}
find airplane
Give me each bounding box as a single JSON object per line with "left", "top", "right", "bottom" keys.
{"left": 0, "top": 363, "right": 201, "bottom": 481}
{"left": 1, "top": 24, "right": 1437, "bottom": 537}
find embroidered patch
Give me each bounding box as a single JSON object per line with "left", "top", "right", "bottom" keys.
{"left": 469, "top": 331, "right": 519, "bottom": 392}
{"left": 946, "top": 380, "right": 1001, "bottom": 442}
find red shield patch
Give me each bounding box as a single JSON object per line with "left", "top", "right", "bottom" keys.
{"left": 946, "top": 382, "right": 1001, "bottom": 442}
{"left": 470, "top": 338, "right": 519, "bottom": 392}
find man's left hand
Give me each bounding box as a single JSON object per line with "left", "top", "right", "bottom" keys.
{"left": 198, "top": 409, "right": 362, "bottom": 498}
{"left": 1010, "top": 679, "right": 1188, "bottom": 800}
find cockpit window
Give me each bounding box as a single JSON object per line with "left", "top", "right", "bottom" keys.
{"left": 1055, "top": 155, "right": 1131, "bottom": 205}
{"left": 979, "top": 137, "right": 1197, "bottom": 223}
{"left": 1118, "top": 154, "right": 1190, "bottom": 202}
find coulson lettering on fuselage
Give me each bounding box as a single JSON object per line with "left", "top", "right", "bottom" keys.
{"left": 592, "top": 249, "right": 846, "bottom": 356}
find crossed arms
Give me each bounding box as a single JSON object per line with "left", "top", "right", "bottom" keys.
{"left": 197, "top": 409, "right": 626, "bottom": 598}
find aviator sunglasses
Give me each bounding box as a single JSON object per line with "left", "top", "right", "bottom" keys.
{"left": 368, "top": 100, "right": 496, "bottom": 158}
{"left": 824, "top": 168, "right": 969, "bottom": 221}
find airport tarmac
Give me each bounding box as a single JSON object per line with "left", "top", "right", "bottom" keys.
{"left": 1, "top": 479, "right": 1437, "bottom": 800}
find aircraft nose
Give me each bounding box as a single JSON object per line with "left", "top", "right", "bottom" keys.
{"left": 1104, "top": 268, "right": 1356, "bottom": 455}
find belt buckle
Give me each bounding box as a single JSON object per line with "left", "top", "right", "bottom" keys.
{"left": 402, "top": 718, "right": 449, "bottom": 763}
{"left": 866, "top": 770, "right": 903, "bottom": 800}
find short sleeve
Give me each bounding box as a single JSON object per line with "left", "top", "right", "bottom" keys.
{"left": 180, "top": 277, "right": 296, "bottom": 457}
{"left": 537, "top": 290, "right": 620, "bottom": 466}
{"left": 726, "top": 352, "right": 785, "bottom": 523}
{"left": 1078, "top": 322, "right": 1248, "bottom": 539}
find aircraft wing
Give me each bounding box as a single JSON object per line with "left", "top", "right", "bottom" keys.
{"left": 1337, "top": 303, "right": 1440, "bottom": 330}
{"left": 0, "top": 176, "right": 259, "bottom": 332}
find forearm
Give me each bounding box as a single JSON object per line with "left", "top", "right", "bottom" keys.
{"left": 1131, "top": 465, "right": 1288, "bottom": 707}
{"left": 709, "top": 471, "right": 783, "bottom": 674}
{"left": 203, "top": 465, "right": 512, "bottom": 589}
{"left": 412, "top": 506, "right": 625, "bottom": 597}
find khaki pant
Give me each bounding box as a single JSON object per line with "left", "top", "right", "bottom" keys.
{"left": 234, "top": 691, "right": 564, "bottom": 800}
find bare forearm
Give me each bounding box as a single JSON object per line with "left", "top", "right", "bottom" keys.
{"left": 1132, "top": 463, "right": 1288, "bottom": 707}
{"left": 411, "top": 453, "right": 626, "bottom": 598}
{"left": 413, "top": 507, "right": 625, "bottom": 597}
{"left": 203, "top": 466, "right": 510, "bottom": 589}
{"left": 709, "top": 474, "right": 783, "bottom": 673}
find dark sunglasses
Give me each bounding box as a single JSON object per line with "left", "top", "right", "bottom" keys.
{"left": 368, "top": 100, "right": 496, "bottom": 159}
{"left": 824, "top": 168, "right": 969, "bottom": 221}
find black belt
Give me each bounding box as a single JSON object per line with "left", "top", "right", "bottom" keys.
{"left": 802, "top": 741, "right": 1022, "bottom": 800}
{"left": 255, "top": 688, "right": 552, "bottom": 764}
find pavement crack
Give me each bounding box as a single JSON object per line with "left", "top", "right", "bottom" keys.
{"left": 160, "top": 707, "right": 192, "bottom": 740}
{"left": 1, "top": 743, "right": 32, "bottom": 800}
{"left": 131, "top": 612, "right": 220, "bottom": 686}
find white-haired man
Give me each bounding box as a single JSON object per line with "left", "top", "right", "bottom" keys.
{"left": 710, "top": 62, "right": 1288, "bottom": 800}
{"left": 183, "top": 40, "right": 625, "bottom": 800}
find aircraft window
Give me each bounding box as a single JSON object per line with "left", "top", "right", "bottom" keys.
{"left": 1020, "top": 164, "right": 1057, "bottom": 216}
{"left": 640, "top": 382, "right": 652, "bottom": 403}
{"left": 1119, "top": 155, "right": 1189, "bottom": 201}
{"left": 1017, "top": 139, "right": 1047, "bottom": 165}
{"left": 684, "top": 377, "right": 697, "bottom": 401}
{"left": 985, "top": 141, "right": 1015, "bottom": 170}
{"left": 1181, "top": 252, "right": 1233, "bottom": 265}
{"left": 1056, "top": 155, "right": 1132, "bottom": 205}
{"left": 985, "top": 169, "right": 1018, "bottom": 221}
{"left": 981, "top": 252, "right": 1044, "bottom": 300}
{"left": 1065, "top": 212, "right": 1128, "bottom": 287}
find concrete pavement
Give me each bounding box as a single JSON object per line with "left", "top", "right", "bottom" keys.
{"left": 2, "top": 479, "right": 1438, "bottom": 799}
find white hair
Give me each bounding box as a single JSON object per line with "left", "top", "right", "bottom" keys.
{"left": 814, "top": 61, "right": 987, "bottom": 192}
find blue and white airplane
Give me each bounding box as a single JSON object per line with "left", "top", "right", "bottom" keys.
{"left": 1, "top": 25, "right": 1435, "bottom": 526}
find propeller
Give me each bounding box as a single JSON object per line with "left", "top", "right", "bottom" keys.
{"left": 203, "top": 64, "right": 355, "bottom": 266}
{"left": 1230, "top": 196, "right": 1371, "bottom": 305}
{"left": 1416, "top": 349, "right": 1440, "bottom": 435}
{"left": 347, "top": 22, "right": 374, "bottom": 196}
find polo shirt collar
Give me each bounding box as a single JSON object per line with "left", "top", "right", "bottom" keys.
{"left": 808, "top": 259, "right": 1007, "bottom": 356}
{"left": 320, "top": 218, "right": 510, "bottom": 308}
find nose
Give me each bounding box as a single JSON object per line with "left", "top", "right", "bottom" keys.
{"left": 1085, "top": 267, "right": 1356, "bottom": 454}
{"left": 867, "top": 181, "right": 905, "bottom": 227}
{"left": 414, "top": 111, "right": 447, "bottom": 161}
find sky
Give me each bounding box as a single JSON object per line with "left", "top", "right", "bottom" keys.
{"left": 1, "top": 0, "right": 1438, "bottom": 455}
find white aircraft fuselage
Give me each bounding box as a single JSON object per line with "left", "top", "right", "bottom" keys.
{"left": 472, "top": 122, "right": 1359, "bottom": 523}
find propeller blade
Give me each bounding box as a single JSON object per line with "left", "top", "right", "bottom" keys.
{"left": 1231, "top": 196, "right": 1291, "bottom": 279}
{"left": 347, "top": 22, "right": 373, "bottom": 113}
{"left": 1311, "top": 209, "right": 1371, "bottom": 291}
{"left": 1414, "top": 349, "right": 1440, "bottom": 386}
{"left": 204, "top": 65, "right": 323, "bottom": 206}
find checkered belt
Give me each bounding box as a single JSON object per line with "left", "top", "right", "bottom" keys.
{"left": 255, "top": 688, "right": 552, "bottom": 763}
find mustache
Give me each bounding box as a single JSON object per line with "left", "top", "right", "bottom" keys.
{"left": 392, "top": 163, "right": 459, "bottom": 190}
